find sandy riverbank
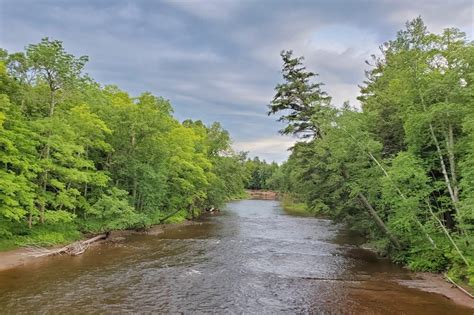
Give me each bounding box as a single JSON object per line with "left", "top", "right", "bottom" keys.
{"left": 398, "top": 273, "right": 473, "bottom": 309}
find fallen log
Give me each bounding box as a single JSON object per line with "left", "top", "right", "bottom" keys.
{"left": 24, "top": 234, "right": 107, "bottom": 258}
{"left": 82, "top": 234, "right": 108, "bottom": 246}
{"left": 159, "top": 209, "right": 182, "bottom": 224}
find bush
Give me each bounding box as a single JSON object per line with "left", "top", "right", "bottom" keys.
{"left": 15, "top": 223, "right": 81, "bottom": 247}
{"left": 162, "top": 210, "right": 187, "bottom": 224}
{"left": 407, "top": 247, "right": 448, "bottom": 272}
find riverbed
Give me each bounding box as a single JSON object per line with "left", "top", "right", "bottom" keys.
{"left": 0, "top": 200, "right": 471, "bottom": 313}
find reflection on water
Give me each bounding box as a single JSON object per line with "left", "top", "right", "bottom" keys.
{"left": 0, "top": 200, "right": 470, "bottom": 314}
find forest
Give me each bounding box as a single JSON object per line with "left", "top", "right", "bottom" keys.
{"left": 0, "top": 38, "right": 266, "bottom": 250}
{"left": 267, "top": 18, "right": 473, "bottom": 287}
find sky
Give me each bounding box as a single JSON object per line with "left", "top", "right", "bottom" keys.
{"left": 0, "top": 0, "right": 472, "bottom": 162}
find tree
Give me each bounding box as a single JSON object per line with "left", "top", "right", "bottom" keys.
{"left": 0, "top": 38, "right": 249, "bottom": 249}
{"left": 268, "top": 50, "right": 332, "bottom": 138}
{"left": 26, "top": 38, "right": 88, "bottom": 117}
{"left": 270, "top": 18, "right": 474, "bottom": 284}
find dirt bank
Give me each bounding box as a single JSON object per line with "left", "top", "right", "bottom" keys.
{"left": 398, "top": 272, "right": 473, "bottom": 309}
{"left": 247, "top": 189, "right": 279, "bottom": 200}
{"left": 0, "top": 220, "right": 200, "bottom": 272}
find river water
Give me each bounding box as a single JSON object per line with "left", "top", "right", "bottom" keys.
{"left": 0, "top": 199, "right": 471, "bottom": 314}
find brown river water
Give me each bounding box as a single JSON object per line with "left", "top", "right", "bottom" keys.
{"left": 0, "top": 199, "right": 472, "bottom": 314}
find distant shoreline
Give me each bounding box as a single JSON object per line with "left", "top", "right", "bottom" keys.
{"left": 246, "top": 189, "right": 279, "bottom": 200}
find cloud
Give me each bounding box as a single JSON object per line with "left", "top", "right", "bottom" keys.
{"left": 0, "top": 0, "right": 471, "bottom": 162}
{"left": 233, "top": 136, "right": 297, "bottom": 163}
{"left": 162, "top": 0, "right": 243, "bottom": 21}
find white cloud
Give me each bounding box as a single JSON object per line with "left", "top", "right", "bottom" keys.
{"left": 233, "top": 136, "right": 297, "bottom": 163}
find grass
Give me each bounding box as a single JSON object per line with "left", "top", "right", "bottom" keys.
{"left": 228, "top": 190, "right": 251, "bottom": 201}
{"left": 0, "top": 222, "right": 82, "bottom": 251}
{"left": 280, "top": 194, "right": 312, "bottom": 216}
{"left": 0, "top": 239, "right": 18, "bottom": 251}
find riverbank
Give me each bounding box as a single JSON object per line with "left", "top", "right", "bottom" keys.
{"left": 0, "top": 219, "right": 200, "bottom": 272}
{"left": 247, "top": 189, "right": 279, "bottom": 200}
{"left": 277, "top": 194, "right": 473, "bottom": 308}
{"left": 400, "top": 273, "right": 473, "bottom": 309}
{"left": 280, "top": 193, "right": 313, "bottom": 216}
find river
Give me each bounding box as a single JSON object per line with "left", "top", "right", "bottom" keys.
{"left": 0, "top": 199, "right": 471, "bottom": 314}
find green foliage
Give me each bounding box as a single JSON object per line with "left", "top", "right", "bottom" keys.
{"left": 16, "top": 224, "right": 81, "bottom": 247}
{"left": 280, "top": 194, "right": 311, "bottom": 216}
{"left": 406, "top": 244, "right": 448, "bottom": 272}
{"left": 269, "top": 18, "right": 474, "bottom": 287}
{"left": 268, "top": 50, "right": 332, "bottom": 138}
{"left": 0, "top": 220, "right": 81, "bottom": 248}
{"left": 162, "top": 210, "right": 188, "bottom": 224}
{"left": 244, "top": 156, "right": 279, "bottom": 190}
{"left": 0, "top": 38, "right": 248, "bottom": 250}
{"left": 81, "top": 188, "right": 140, "bottom": 233}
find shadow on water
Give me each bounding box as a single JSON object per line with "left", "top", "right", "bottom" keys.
{"left": 0, "top": 199, "right": 471, "bottom": 314}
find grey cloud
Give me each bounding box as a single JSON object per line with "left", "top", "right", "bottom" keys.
{"left": 0, "top": 0, "right": 471, "bottom": 162}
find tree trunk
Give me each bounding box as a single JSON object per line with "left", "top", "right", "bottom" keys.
{"left": 39, "top": 170, "right": 48, "bottom": 224}
{"left": 40, "top": 203, "right": 45, "bottom": 224}
{"left": 28, "top": 212, "right": 32, "bottom": 229}
{"left": 38, "top": 132, "right": 51, "bottom": 225}
{"left": 446, "top": 124, "right": 459, "bottom": 203}
{"left": 341, "top": 130, "right": 437, "bottom": 248}
{"left": 49, "top": 88, "right": 56, "bottom": 117}
{"left": 159, "top": 209, "right": 182, "bottom": 224}
{"left": 26, "top": 234, "right": 108, "bottom": 257}
{"left": 357, "top": 193, "right": 402, "bottom": 249}
{"left": 189, "top": 203, "right": 195, "bottom": 219}
{"left": 138, "top": 193, "right": 144, "bottom": 212}
{"left": 416, "top": 86, "right": 459, "bottom": 214}
{"left": 132, "top": 177, "right": 138, "bottom": 205}
{"left": 130, "top": 131, "right": 138, "bottom": 205}
{"left": 339, "top": 168, "right": 401, "bottom": 249}
{"left": 83, "top": 149, "right": 89, "bottom": 198}
{"left": 429, "top": 123, "right": 459, "bottom": 214}
{"left": 426, "top": 200, "right": 469, "bottom": 266}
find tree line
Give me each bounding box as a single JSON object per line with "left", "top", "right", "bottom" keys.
{"left": 243, "top": 157, "right": 279, "bottom": 190}
{"left": 268, "top": 18, "right": 473, "bottom": 286}
{"left": 0, "top": 38, "right": 252, "bottom": 248}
